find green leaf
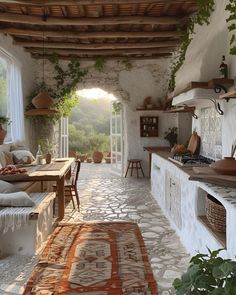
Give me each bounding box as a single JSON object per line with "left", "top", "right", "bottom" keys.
{"left": 209, "top": 288, "right": 225, "bottom": 295}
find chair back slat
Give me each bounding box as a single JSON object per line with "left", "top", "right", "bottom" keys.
{"left": 71, "top": 160, "right": 81, "bottom": 186}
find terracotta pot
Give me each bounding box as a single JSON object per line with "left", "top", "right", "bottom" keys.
{"left": 32, "top": 91, "right": 54, "bottom": 109}
{"left": 45, "top": 153, "right": 52, "bottom": 164}
{"left": 210, "top": 157, "right": 236, "bottom": 175}
{"left": 0, "top": 124, "right": 7, "bottom": 145}
{"left": 92, "top": 151, "right": 103, "bottom": 163}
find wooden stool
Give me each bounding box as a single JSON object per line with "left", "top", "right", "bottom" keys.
{"left": 125, "top": 159, "right": 145, "bottom": 178}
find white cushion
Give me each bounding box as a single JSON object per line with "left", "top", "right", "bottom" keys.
{"left": 11, "top": 150, "right": 35, "bottom": 165}
{"left": 0, "top": 191, "right": 35, "bottom": 207}
{"left": 0, "top": 180, "right": 17, "bottom": 193}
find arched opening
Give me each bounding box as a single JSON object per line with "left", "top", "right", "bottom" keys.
{"left": 66, "top": 87, "right": 123, "bottom": 176}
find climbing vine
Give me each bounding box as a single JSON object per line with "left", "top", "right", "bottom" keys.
{"left": 226, "top": 0, "right": 236, "bottom": 55}
{"left": 168, "top": 0, "right": 215, "bottom": 92}
{"left": 26, "top": 54, "right": 88, "bottom": 121}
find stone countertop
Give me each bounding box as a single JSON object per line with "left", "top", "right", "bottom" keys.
{"left": 150, "top": 147, "right": 236, "bottom": 189}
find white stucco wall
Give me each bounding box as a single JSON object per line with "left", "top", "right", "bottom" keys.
{"left": 174, "top": 0, "right": 236, "bottom": 159}
{"left": 0, "top": 34, "right": 35, "bottom": 147}
{"left": 35, "top": 58, "right": 186, "bottom": 176}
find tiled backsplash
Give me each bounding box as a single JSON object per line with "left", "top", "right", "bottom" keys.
{"left": 200, "top": 107, "right": 222, "bottom": 159}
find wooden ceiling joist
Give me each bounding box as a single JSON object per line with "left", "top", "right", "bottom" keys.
{"left": 32, "top": 54, "right": 171, "bottom": 60}
{"left": 0, "top": 13, "right": 181, "bottom": 26}
{"left": 15, "top": 40, "right": 179, "bottom": 50}
{"left": 26, "top": 47, "right": 174, "bottom": 56}
{"left": 0, "top": 0, "right": 175, "bottom": 5}
{"left": 0, "top": 28, "right": 181, "bottom": 38}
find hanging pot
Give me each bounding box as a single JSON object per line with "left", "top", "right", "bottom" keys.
{"left": 32, "top": 91, "right": 54, "bottom": 109}
{"left": 0, "top": 124, "right": 7, "bottom": 145}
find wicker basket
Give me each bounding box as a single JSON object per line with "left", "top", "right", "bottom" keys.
{"left": 206, "top": 194, "right": 226, "bottom": 232}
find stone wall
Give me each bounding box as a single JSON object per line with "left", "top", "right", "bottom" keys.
{"left": 34, "top": 58, "right": 185, "bottom": 176}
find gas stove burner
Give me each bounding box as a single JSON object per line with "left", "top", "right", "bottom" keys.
{"left": 168, "top": 154, "right": 214, "bottom": 166}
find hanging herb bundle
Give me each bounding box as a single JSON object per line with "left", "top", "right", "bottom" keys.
{"left": 168, "top": 0, "right": 215, "bottom": 92}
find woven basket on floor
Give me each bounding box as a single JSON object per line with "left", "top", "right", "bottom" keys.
{"left": 206, "top": 194, "right": 226, "bottom": 232}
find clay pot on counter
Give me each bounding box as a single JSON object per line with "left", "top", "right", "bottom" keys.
{"left": 210, "top": 157, "right": 236, "bottom": 175}
{"left": 0, "top": 125, "right": 7, "bottom": 144}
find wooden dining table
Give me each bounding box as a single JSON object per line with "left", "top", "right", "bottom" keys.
{"left": 0, "top": 158, "right": 75, "bottom": 220}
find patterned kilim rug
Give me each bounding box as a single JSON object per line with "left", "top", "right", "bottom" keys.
{"left": 23, "top": 222, "right": 158, "bottom": 295}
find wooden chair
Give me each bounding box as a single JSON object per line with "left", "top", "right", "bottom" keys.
{"left": 53, "top": 160, "right": 81, "bottom": 211}
{"left": 125, "top": 159, "right": 145, "bottom": 178}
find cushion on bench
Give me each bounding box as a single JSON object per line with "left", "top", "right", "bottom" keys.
{"left": 0, "top": 192, "right": 55, "bottom": 234}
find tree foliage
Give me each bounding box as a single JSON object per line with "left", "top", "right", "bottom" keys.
{"left": 69, "top": 96, "right": 111, "bottom": 155}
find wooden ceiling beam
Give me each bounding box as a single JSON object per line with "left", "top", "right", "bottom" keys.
{"left": 15, "top": 40, "right": 179, "bottom": 49}
{"left": 0, "top": 28, "right": 181, "bottom": 38}
{"left": 0, "top": 0, "right": 181, "bottom": 5}
{"left": 0, "top": 13, "right": 181, "bottom": 25}
{"left": 32, "top": 54, "right": 171, "bottom": 60}
{"left": 26, "top": 47, "right": 174, "bottom": 56}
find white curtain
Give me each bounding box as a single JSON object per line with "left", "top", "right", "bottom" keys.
{"left": 0, "top": 48, "right": 25, "bottom": 143}
{"left": 8, "top": 61, "right": 25, "bottom": 143}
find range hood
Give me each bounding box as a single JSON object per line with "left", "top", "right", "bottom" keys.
{"left": 172, "top": 88, "right": 221, "bottom": 107}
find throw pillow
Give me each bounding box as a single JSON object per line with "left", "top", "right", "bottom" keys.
{"left": 0, "top": 180, "right": 17, "bottom": 193}
{"left": 0, "top": 191, "right": 35, "bottom": 207}
{"left": 3, "top": 151, "right": 14, "bottom": 165}
{"left": 10, "top": 144, "right": 29, "bottom": 151}
{"left": 11, "top": 150, "right": 35, "bottom": 165}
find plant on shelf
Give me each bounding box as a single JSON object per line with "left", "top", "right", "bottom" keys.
{"left": 168, "top": 0, "right": 215, "bottom": 91}
{"left": 75, "top": 151, "right": 87, "bottom": 163}
{"left": 164, "top": 127, "right": 178, "bottom": 147}
{"left": 0, "top": 116, "right": 11, "bottom": 144}
{"left": 226, "top": 0, "right": 236, "bottom": 55}
{"left": 173, "top": 248, "right": 236, "bottom": 295}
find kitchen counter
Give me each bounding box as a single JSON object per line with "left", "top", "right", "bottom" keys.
{"left": 150, "top": 152, "right": 236, "bottom": 259}
{"left": 144, "top": 146, "right": 194, "bottom": 178}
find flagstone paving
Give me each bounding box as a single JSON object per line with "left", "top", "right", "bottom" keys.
{"left": 63, "top": 163, "right": 190, "bottom": 294}
{"left": 0, "top": 162, "right": 190, "bottom": 294}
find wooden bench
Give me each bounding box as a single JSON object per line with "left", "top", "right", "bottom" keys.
{"left": 0, "top": 192, "right": 56, "bottom": 256}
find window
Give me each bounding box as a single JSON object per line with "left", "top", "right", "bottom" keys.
{"left": 0, "top": 49, "right": 25, "bottom": 143}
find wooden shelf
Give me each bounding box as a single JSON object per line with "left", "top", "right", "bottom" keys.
{"left": 166, "top": 79, "right": 234, "bottom": 103}
{"left": 198, "top": 216, "right": 226, "bottom": 248}
{"left": 25, "top": 108, "right": 59, "bottom": 116}
{"left": 165, "top": 106, "right": 195, "bottom": 113}
{"left": 219, "top": 88, "right": 236, "bottom": 99}
{"left": 136, "top": 107, "right": 163, "bottom": 111}
{"left": 208, "top": 78, "right": 234, "bottom": 88}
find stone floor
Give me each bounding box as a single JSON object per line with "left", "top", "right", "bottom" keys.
{"left": 0, "top": 162, "right": 190, "bottom": 295}
{"left": 64, "top": 163, "right": 190, "bottom": 294}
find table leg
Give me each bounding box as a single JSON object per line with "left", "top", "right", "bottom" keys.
{"left": 57, "top": 176, "right": 65, "bottom": 220}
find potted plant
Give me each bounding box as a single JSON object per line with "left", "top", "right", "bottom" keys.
{"left": 75, "top": 151, "right": 87, "bottom": 163}
{"left": 38, "top": 138, "right": 53, "bottom": 164}
{"left": 164, "top": 127, "right": 178, "bottom": 147}
{"left": 173, "top": 248, "right": 236, "bottom": 294}
{"left": 0, "top": 116, "right": 11, "bottom": 144}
